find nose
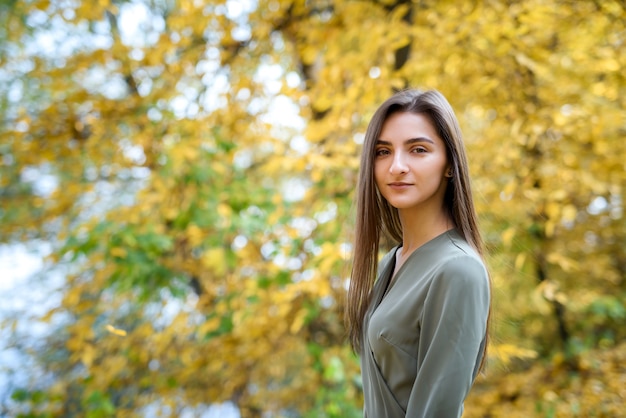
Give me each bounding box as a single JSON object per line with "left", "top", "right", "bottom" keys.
{"left": 390, "top": 151, "right": 408, "bottom": 174}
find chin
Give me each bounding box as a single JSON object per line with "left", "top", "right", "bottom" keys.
{"left": 386, "top": 201, "right": 417, "bottom": 210}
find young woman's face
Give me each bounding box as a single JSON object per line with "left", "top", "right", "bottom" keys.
{"left": 374, "top": 111, "right": 451, "bottom": 212}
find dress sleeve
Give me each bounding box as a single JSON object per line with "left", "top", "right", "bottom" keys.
{"left": 405, "top": 255, "right": 490, "bottom": 417}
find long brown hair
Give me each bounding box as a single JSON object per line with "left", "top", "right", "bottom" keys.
{"left": 346, "top": 89, "right": 490, "bottom": 356}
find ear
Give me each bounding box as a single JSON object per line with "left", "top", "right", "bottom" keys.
{"left": 444, "top": 165, "right": 453, "bottom": 178}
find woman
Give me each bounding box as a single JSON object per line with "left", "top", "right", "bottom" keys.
{"left": 346, "top": 89, "right": 491, "bottom": 417}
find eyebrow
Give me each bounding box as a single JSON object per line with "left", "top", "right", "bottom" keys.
{"left": 376, "top": 137, "right": 435, "bottom": 146}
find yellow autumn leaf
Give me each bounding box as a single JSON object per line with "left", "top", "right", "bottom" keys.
{"left": 561, "top": 204, "right": 577, "bottom": 222}
{"left": 202, "top": 247, "right": 227, "bottom": 276}
{"left": 544, "top": 202, "right": 560, "bottom": 220}
{"left": 105, "top": 324, "right": 127, "bottom": 337}
{"left": 81, "top": 343, "right": 96, "bottom": 367}
{"left": 289, "top": 309, "right": 308, "bottom": 334}
{"left": 514, "top": 252, "right": 526, "bottom": 270}
{"left": 546, "top": 252, "right": 580, "bottom": 272}
{"left": 109, "top": 247, "right": 127, "bottom": 258}
{"left": 492, "top": 343, "right": 538, "bottom": 365}
{"left": 501, "top": 227, "right": 516, "bottom": 246}
{"left": 544, "top": 220, "right": 555, "bottom": 237}
{"left": 185, "top": 224, "right": 204, "bottom": 247}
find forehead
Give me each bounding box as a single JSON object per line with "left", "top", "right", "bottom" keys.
{"left": 379, "top": 112, "right": 442, "bottom": 144}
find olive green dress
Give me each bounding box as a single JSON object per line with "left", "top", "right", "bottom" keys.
{"left": 361, "top": 229, "right": 489, "bottom": 417}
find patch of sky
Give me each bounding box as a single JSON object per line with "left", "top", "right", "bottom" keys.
{"left": 255, "top": 62, "right": 283, "bottom": 95}
{"left": 339, "top": 242, "right": 353, "bottom": 259}
{"left": 290, "top": 135, "right": 310, "bottom": 155}
{"left": 171, "top": 94, "right": 200, "bottom": 119}
{"left": 293, "top": 269, "right": 315, "bottom": 283}
{"left": 100, "top": 74, "right": 130, "bottom": 100}
{"left": 20, "top": 164, "right": 58, "bottom": 198}
{"left": 2, "top": 152, "right": 14, "bottom": 166}
{"left": 141, "top": 400, "right": 240, "bottom": 418}
{"left": 369, "top": 66, "right": 381, "bottom": 79}
{"left": 231, "top": 25, "right": 251, "bottom": 42}
{"left": 222, "top": 0, "right": 254, "bottom": 42}
{"left": 200, "top": 73, "right": 229, "bottom": 112}
{"left": 7, "top": 79, "right": 23, "bottom": 103}
{"left": 196, "top": 59, "right": 220, "bottom": 77}
{"left": 353, "top": 132, "right": 365, "bottom": 144}
{"left": 233, "top": 149, "right": 254, "bottom": 169}
{"left": 232, "top": 235, "right": 248, "bottom": 250}
{"left": 177, "top": 81, "right": 201, "bottom": 104}
{"left": 0, "top": 241, "right": 67, "bottom": 410}
{"left": 285, "top": 71, "right": 301, "bottom": 88}
{"left": 273, "top": 252, "right": 302, "bottom": 270}
{"left": 265, "top": 95, "right": 305, "bottom": 129}
{"left": 319, "top": 296, "right": 334, "bottom": 309}
{"left": 587, "top": 196, "right": 607, "bottom": 215}
{"left": 271, "top": 31, "right": 285, "bottom": 51}
{"left": 560, "top": 104, "right": 573, "bottom": 116}
{"left": 304, "top": 238, "right": 321, "bottom": 256}
{"left": 118, "top": 2, "right": 165, "bottom": 48}
{"left": 281, "top": 178, "right": 310, "bottom": 202}
{"left": 121, "top": 141, "right": 147, "bottom": 165}
{"left": 314, "top": 202, "right": 337, "bottom": 224}
{"left": 290, "top": 217, "right": 317, "bottom": 238}
{"left": 147, "top": 107, "right": 163, "bottom": 121}
{"left": 148, "top": 288, "right": 205, "bottom": 331}
{"left": 14, "top": 120, "right": 29, "bottom": 133}
{"left": 136, "top": 75, "right": 153, "bottom": 97}
{"left": 25, "top": 14, "right": 110, "bottom": 62}
{"left": 586, "top": 193, "right": 622, "bottom": 220}
{"left": 261, "top": 241, "right": 277, "bottom": 259}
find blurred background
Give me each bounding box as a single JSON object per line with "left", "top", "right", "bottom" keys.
{"left": 1, "top": 0, "right": 624, "bottom": 417}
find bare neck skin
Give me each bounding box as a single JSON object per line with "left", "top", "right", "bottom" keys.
{"left": 394, "top": 202, "right": 453, "bottom": 275}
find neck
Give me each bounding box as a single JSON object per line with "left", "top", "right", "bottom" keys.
{"left": 397, "top": 204, "right": 453, "bottom": 256}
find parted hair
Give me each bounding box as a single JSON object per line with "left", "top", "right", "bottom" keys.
{"left": 346, "top": 89, "right": 489, "bottom": 357}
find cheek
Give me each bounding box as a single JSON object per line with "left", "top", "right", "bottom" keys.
{"left": 373, "top": 162, "right": 384, "bottom": 183}
{"left": 432, "top": 158, "right": 449, "bottom": 177}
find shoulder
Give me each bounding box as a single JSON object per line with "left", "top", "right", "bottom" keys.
{"left": 434, "top": 231, "right": 488, "bottom": 289}
{"left": 437, "top": 255, "right": 488, "bottom": 288}
{"left": 425, "top": 238, "right": 490, "bottom": 314}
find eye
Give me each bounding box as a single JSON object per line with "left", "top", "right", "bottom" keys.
{"left": 375, "top": 148, "right": 390, "bottom": 157}
{"left": 411, "top": 146, "right": 427, "bottom": 153}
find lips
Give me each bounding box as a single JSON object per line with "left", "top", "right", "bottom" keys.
{"left": 388, "top": 182, "right": 413, "bottom": 189}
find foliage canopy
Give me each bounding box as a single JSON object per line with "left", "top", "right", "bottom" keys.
{"left": 1, "top": 0, "right": 624, "bottom": 416}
